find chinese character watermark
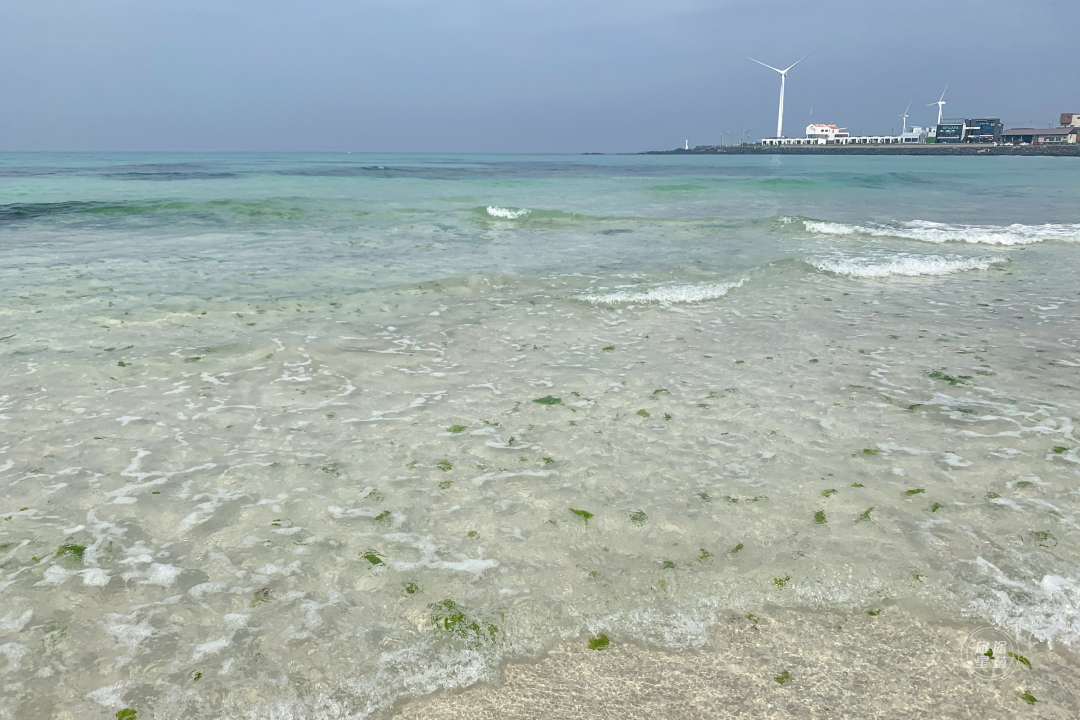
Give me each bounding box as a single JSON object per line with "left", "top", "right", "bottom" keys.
{"left": 961, "top": 627, "right": 1020, "bottom": 680}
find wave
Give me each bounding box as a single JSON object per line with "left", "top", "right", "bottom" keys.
{"left": 581, "top": 278, "right": 746, "bottom": 305}
{"left": 809, "top": 254, "right": 1007, "bottom": 278}
{"left": 0, "top": 198, "right": 312, "bottom": 224}
{"left": 486, "top": 206, "right": 531, "bottom": 219}
{"left": 803, "top": 219, "right": 1080, "bottom": 245}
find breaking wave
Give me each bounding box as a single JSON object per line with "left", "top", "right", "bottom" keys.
{"left": 486, "top": 206, "right": 531, "bottom": 219}
{"left": 581, "top": 278, "right": 746, "bottom": 305}
{"left": 803, "top": 219, "right": 1080, "bottom": 245}
{"left": 809, "top": 254, "right": 1007, "bottom": 278}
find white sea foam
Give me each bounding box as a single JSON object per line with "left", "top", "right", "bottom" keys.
{"left": 581, "top": 278, "right": 746, "bottom": 305}
{"left": 809, "top": 254, "right": 1006, "bottom": 278}
{"left": 965, "top": 557, "right": 1080, "bottom": 649}
{"left": 486, "top": 206, "right": 531, "bottom": 219}
{"left": 804, "top": 219, "right": 1080, "bottom": 245}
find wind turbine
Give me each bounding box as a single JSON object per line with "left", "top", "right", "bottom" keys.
{"left": 900, "top": 102, "right": 911, "bottom": 135}
{"left": 927, "top": 85, "right": 948, "bottom": 125}
{"left": 749, "top": 54, "right": 810, "bottom": 138}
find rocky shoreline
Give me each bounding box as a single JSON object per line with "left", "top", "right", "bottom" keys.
{"left": 640, "top": 144, "right": 1080, "bottom": 156}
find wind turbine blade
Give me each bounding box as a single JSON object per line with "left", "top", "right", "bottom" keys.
{"left": 939, "top": 84, "right": 948, "bottom": 102}
{"left": 748, "top": 57, "right": 783, "bottom": 73}
{"left": 782, "top": 52, "right": 812, "bottom": 73}
{"left": 904, "top": 101, "right": 912, "bottom": 115}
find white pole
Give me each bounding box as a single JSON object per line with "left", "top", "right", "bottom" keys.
{"left": 777, "top": 73, "right": 786, "bottom": 138}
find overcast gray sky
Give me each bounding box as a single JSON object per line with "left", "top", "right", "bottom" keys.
{"left": 1, "top": 0, "right": 1075, "bottom": 152}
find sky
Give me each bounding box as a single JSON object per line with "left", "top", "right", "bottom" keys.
{"left": 1, "top": 0, "right": 1076, "bottom": 152}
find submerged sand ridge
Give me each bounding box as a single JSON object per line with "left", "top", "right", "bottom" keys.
{"left": 1, "top": 248, "right": 1078, "bottom": 718}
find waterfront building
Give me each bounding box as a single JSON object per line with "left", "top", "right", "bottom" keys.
{"left": 1061, "top": 113, "right": 1080, "bottom": 127}
{"left": 1001, "top": 127, "right": 1078, "bottom": 144}
{"left": 933, "top": 118, "right": 1002, "bottom": 143}
{"left": 935, "top": 118, "right": 966, "bottom": 143}
{"left": 965, "top": 118, "right": 1003, "bottom": 143}
{"left": 805, "top": 123, "right": 850, "bottom": 142}
{"left": 899, "top": 126, "right": 929, "bottom": 143}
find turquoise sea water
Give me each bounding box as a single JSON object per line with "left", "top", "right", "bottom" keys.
{"left": 1, "top": 152, "right": 1079, "bottom": 718}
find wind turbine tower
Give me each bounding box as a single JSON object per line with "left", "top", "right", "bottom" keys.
{"left": 928, "top": 86, "right": 948, "bottom": 125}
{"left": 749, "top": 55, "right": 809, "bottom": 138}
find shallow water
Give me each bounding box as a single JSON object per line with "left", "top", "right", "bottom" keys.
{"left": 1, "top": 153, "right": 1078, "bottom": 719}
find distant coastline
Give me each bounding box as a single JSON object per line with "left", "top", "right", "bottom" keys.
{"left": 641, "top": 144, "right": 1080, "bottom": 156}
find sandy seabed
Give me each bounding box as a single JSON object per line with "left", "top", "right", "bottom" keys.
{"left": 395, "top": 606, "right": 1078, "bottom": 719}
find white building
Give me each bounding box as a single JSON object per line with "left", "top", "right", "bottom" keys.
{"left": 760, "top": 122, "right": 927, "bottom": 146}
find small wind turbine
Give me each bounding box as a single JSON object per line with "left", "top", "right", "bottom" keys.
{"left": 928, "top": 85, "right": 948, "bottom": 125}
{"left": 749, "top": 54, "right": 810, "bottom": 138}
{"left": 900, "top": 102, "right": 911, "bottom": 135}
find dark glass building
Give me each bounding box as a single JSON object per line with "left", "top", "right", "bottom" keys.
{"left": 935, "top": 119, "right": 966, "bottom": 143}
{"left": 966, "top": 118, "right": 1003, "bottom": 143}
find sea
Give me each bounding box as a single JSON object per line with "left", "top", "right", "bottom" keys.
{"left": 1, "top": 152, "right": 1078, "bottom": 719}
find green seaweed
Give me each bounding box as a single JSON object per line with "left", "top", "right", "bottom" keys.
{"left": 851, "top": 482, "right": 864, "bottom": 488}
{"left": 467, "top": 530, "right": 478, "bottom": 537}
{"left": 116, "top": 711, "right": 137, "bottom": 720}
{"left": 774, "top": 670, "right": 792, "bottom": 685}
{"left": 905, "top": 488, "right": 925, "bottom": 496}
{"left": 1007, "top": 651, "right": 1031, "bottom": 668}
{"left": 821, "top": 489, "right": 837, "bottom": 498}
{"left": 636, "top": 409, "right": 650, "bottom": 417}
{"left": 698, "top": 548, "right": 712, "bottom": 562}
{"left": 862, "top": 448, "right": 878, "bottom": 455}
{"left": 533, "top": 395, "right": 562, "bottom": 405}
{"left": 1020, "top": 692, "right": 1037, "bottom": 705}
{"left": 602, "top": 346, "right": 614, "bottom": 352}
{"left": 447, "top": 425, "right": 468, "bottom": 433}
{"left": 653, "top": 388, "right": 669, "bottom": 395}
{"left": 55, "top": 544, "right": 86, "bottom": 564}
{"left": 731, "top": 543, "right": 744, "bottom": 553}
{"left": 987, "top": 491, "right": 1000, "bottom": 499}
{"left": 404, "top": 581, "right": 421, "bottom": 595}
{"left": 908, "top": 404, "right": 923, "bottom": 411}
{"left": 569, "top": 508, "right": 594, "bottom": 521}
{"left": 436, "top": 460, "right": 453, "bottom": 472}
{"left": 429, "top": 599, "right": 499, "bottom": 643}
{"left": 629, "top": 510, "right": 648, "bottom": 526}
{"left": 438, "top": 479, "right": 453, "bottom": 490}
{"left": 192, "top": 671, "right": 202, "bottom": 681}
{"left": 857, "top": 507, "right": 874, "bottom": 522}
{"left": 867, "top": 609, "right": 881, "bottom": 616}
{"left": 375, "top": 510, "right": 391, "bottom": 523}
{"left": 362, "top": 549, "right": 384, "bottom": 565}
{"left": 814, "top": 510, "right": 827, "bottom": 525}
{"left": 117, "top": 361, "right": 128, "bottom": 367}
{"left": 809, "top": 359, "right": 819, "bottom": 364}
{"left": 662, "top": 560, "right": 676, "bottom": 570}
{"left": 746, "top": 613, "right": 758, "bottom": 624}
{"left": 1015, "top": 481, "right": 1032, "bottom": 489}
{"left": 588, "top": 634, "right": 610, "bottom": 650}
{"left": 773, "top": 575, "right": 790, "bottom": 589}
{"left": 1053, "top": 446, "right": 1067, "bottom": 454}
{"left": 927, "top": 369, "right": 963, "bottom": 385}
{"left": 250, "top": 587, "right": 271, "bottom": 607}
{"left": 930, "top": 502, "right": 943, "bottom": 512}
{"left": 321, "top": 462, "right": 341, "bottom": 475}
{"left": 1030, "top": 530, "right": 1056, "bottom": 547}
{"left": 664, "top": 413, "right": 672, "bottom": 420}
